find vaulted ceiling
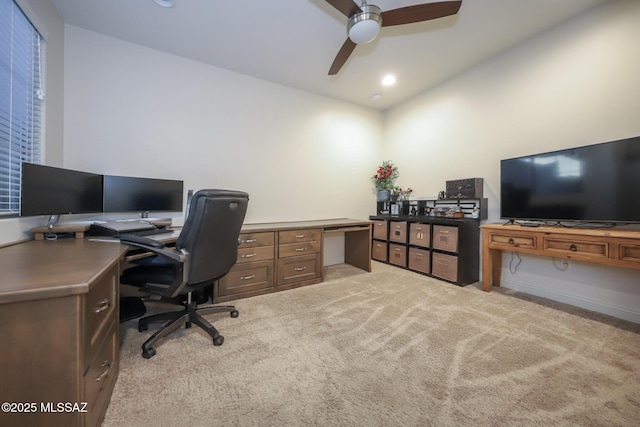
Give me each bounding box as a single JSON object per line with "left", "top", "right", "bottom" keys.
{"left": 51, "top": 0, "right": 607, "bottom": 110}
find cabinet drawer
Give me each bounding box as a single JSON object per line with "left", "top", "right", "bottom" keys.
{"left": 279, "top": 229, "right": 322, "bottom": 244}
{"left": 432, "top": 225, "right": 458, "bottom": 253}
{"left": 218, "top": 260, "right": 274, "bottom": 296}
{"left": 372, "top": 241, "right": 388, "bottom": 262}
{"left": 277, "top": 254, "right": 321, "bottom": 286}
{"left": 489, "top": 233, "right": 537, "bottom": 250}
{"left": 409, "top": 223, "right": 430, "bottom": 247}
{"left": 237, "top": 245, "right": 274, "bottom": 263}
{"left": 84, "top": 321, "right": 118, "bottom": 427}
{"left": 543, "top": 237, "right": 608, "bottom": 259}
{"left": 389, "top": 243, "right": 407, "bottom": 267}
{"left": 432, "top": 252, "right": 458, "bottom": 282}
{"left": 389, "top": 221, "right": 407, "bottom": 243}
{"left": 372, "top": 220, "right": 388, "bottom": 240}
{"left": 239, "top": 232, "right": 274, "bottom": 248}
{"left": 619, "top": 243, "right": 640, "bottom": 264}
{"left": 84, "top": 264, "right": 118, "bottom": 366}
{"left": 408, "top": 247, "right": 430, "bottom": 274}
{"left": 279, "top": 240, "right": 321, "bottom": 258}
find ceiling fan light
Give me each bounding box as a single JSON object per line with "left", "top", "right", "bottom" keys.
{"left": 347, "top": 5, "right": 382, "bottom": 44}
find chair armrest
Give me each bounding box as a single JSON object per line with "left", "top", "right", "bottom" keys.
{"left": 120, "top": 234, "right": 187, "bottom": 264}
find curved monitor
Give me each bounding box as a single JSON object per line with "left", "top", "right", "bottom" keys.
{"left": 103, "top": 175, "right": 183, "bottom": 214}
{"left": 20, "top": 163, "right": 103, "bottom": 218}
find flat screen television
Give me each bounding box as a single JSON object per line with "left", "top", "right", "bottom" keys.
{"left": 500, "top": 136, "right": 640, "bottom": 224}
{"left": 20, "top": 163, "right": 104, "bottom": 225}
{"left": 103, "top": 175, "right": 183, "bottom": 216}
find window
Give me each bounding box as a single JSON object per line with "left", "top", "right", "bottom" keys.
{"left": 0, "top": 0, "right": 43, "bottom": 216}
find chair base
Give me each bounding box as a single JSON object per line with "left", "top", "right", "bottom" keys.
{"left": 137, "top": 301, "right": 238, "bottom": 358}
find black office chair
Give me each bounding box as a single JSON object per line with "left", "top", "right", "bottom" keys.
{"left": 120, "top": 189, "right": 249, "bottom": 358}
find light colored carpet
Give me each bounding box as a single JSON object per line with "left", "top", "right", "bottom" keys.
{"left": 104, "top": 262, "right": 640, "bottom": 426}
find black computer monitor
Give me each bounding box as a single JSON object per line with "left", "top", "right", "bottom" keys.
{"left": 103, "top": 175, "right": 184, "bottom": 217}
{"left": 20, "top": 162, "right": 104, "bottom": 226}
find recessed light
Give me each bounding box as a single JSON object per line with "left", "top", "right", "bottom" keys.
{"left": 153, "top": 0, "right": 175, "bottom": 8}
{"left": 382, "top": 75, "right": 396, "bottom": 86}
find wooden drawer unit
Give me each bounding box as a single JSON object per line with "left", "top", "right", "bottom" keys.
{"left": 278, "top": 254, "right": 322, "bottom": 286}
{"left": 217, "top": 260, "right": 274, "bottom": 298}
{"left": 216, "top": 231, "right": 276, "bottom": 301}
{"left": 432, "top": 252, "right": 458, "bottom": 282}
{"left": 277, "top": 228, "right": 322, "bottom": 287}
{"left": 389, "top": 243, "right": 407, "bottom": 267}
{"left": 389, "top": 221, "right": 407, "bottom": 243}
{"left": 372, "top": 240, "right": 388, "bottom": 262}
{"left": 433, "top": 225, "right": 458, "bottom": 253}
{"left": 408, "top": 247, "right": 430, "bottom": 274}
{"left": 619, "top": 242, "right": 640, "bottom": 264}
{"left": 372, "top": 220, "right": 388, "bottom": 240}
{"left": 543, "top": 235, "right": 608, "bottom": 260}
{"left": 85, "top": 320, "right": 119, "bottom": 427}
{"left": 488, "top": 232, "right": 537, "bottom": 250}
{"left": 84, "top": 264, "right": 118, "bottom": 367}
{"left": 409, "top": 223, "right": 430, "bottom": 247}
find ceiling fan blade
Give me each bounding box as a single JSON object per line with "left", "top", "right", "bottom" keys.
{"left": 325, "top": 0, "right": 362, "bottom": 18}
{"left": 328, "top": 38, "right": 357, "bottom": 75}
{"left": 381, "top": 1, "right": 462, "bottom": 27}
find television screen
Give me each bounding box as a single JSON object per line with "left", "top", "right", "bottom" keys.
{"left": 103, "top": 175, "right": 183, "bottom": 213}
{"left": 500, "top": 137, "right": 640, "bottom": 223}
{"left": 20, "top": 163, "right": 104, "bottom": 217}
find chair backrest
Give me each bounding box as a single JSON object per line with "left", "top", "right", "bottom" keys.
{"left": 176, "top": 189, "right": 248, "bottom": 285}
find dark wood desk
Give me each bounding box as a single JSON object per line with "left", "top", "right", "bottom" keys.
{"left": 0, "top": 219, "right": 371, "bottom": 426}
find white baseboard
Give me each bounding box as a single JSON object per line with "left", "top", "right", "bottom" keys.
{"left": 500, "top": 277, "right": 640, "bottom": 324}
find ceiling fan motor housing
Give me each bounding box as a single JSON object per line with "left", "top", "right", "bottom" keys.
{"left": 347, "top": 4, "right": 382, "bottom": 44}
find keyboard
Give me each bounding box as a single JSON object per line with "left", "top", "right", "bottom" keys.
{"left": 116, "top": 228, "right": 174, "bottom": 238}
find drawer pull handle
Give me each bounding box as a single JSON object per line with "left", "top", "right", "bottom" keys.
{"left": 95, "top": 360, "right": 111, "bottom": 383}
{"left": 439, "top": 230, "right": 450, "bottom": 234}
{"left": 241, "top": 253, "right": 257, "bottom": 258}
{"left": 295, "top": 247, "right": 306, "bottom": 252}
{"left": 569, "top": 244, "right": 577, "bottom": 252}
{"left": 95, "top": 298, "right": 111, "bottom": 313}
{"left": 295, "top": 234, "right": 308, "bottom": 239}
{"left": 508, "top": 238, "right": 515, "bottom": 245}
{"left": 294, "top": 267, "right": 307, "bottom": 271}
{"left": 242, "top": 238, "right": 257, "bottom": 243}
{"left": 241, "top": 274, "right": 256, "bottom": 280}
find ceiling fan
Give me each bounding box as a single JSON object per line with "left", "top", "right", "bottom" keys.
{"left": 326, "top": 0, "right": 462, "bottom": 75}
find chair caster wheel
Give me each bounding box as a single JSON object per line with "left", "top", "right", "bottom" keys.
{"left": 138, "top": 324, "right": 148, "bottom": 332}
{"left": 230, "top": 310, "right": 239, "bottom": 318}
{"left": 213, "top": 335, "right": 224, "bottom": 346}
{"left": 142, "top": 347, "right": 156, "bottom": 358}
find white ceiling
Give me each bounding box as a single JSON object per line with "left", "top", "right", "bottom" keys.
{"left": 50, "top": 0, "right": 607, "bottom": 110}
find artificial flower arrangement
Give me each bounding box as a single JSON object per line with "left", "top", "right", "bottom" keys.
{"left": 392, "top": 187, "right": 413, "bottom": 200}
{"left": 371, "top": 160, "right": 399, "bottom": 190}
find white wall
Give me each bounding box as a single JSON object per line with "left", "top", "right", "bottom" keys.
{"left": 62, "top": 26, "right": 383, "bottom": 226}
{"left": 384, "top": 0, "right": 640, "bottom": 322}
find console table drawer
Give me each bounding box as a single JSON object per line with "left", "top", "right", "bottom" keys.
{"left": 619, "top": 243, "right": 640, "bottom": 264}
{"left": 409, "top": 223, "right": 430, "bottom": 247}
{"left": 408, "top": 247, "right": 430, "bottom": 274}
{"left": 489, "top": 233, "right": 537, "bottom": 250}
{"left": 433, "top": 225, "right": 458, "bottom": 253}
{"left": 239, "top": 232, "right": 274, "bottom": 248}
{"left": 218, "top": 261, "right": 274, "bottom": 295}
{"left": 278, "top": 254, "right": 321, "bottom": 286}
{"left": 543, "top": 237, "right": 608, "bottom": 259}
{"left": 279, "top": 229, "right": 322, "bottom": 244}
{"left": 389, "top": 243, "right": 407, "bottom": 267}
{"left": 237, "top": 245, "right": 274, "bottom": 263}
{"left": 432, "top": 252, "right": 458, "bottom": 282}
{"left": 372, "top": 241, "right": 388, "bottom": 262}
{"left": 279, "top": 240, "right": 321, "bottom": 258}
{"left": 389, "top": 221, "right": 407, "bottom": 243}
{"left": 373, "top": 220, "right": 388, "bottom": 240}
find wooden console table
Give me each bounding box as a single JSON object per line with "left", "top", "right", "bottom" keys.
{"left": 481, "top": 223, "right": 640, "bottom": 292}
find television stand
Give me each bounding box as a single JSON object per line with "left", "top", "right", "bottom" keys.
{"left": 480, "top": 223, "right": 640, "bottom": 292}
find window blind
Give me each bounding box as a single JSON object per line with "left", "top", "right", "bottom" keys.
{"left": 0, "top": 0, "right": 43, "bottom": 216}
